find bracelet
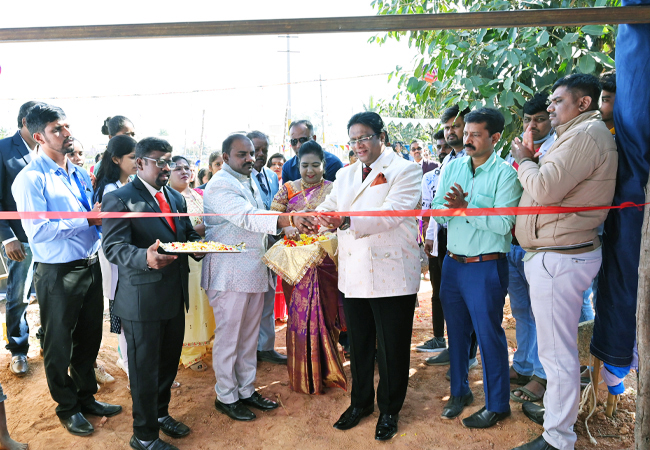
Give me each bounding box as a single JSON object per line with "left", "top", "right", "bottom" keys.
{"left": 289, "top": 215, "right": 295, "bottom": 228}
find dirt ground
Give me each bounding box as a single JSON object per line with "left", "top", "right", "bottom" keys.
{"left": 0, "top": 281, "right": 636, "bottom": 450}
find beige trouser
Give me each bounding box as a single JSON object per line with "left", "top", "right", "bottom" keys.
{"left": 525, "top": 248, "right": 602, "bottom": 450}
{"left": 207, "top": 290, "right": 265, "bottom": 404}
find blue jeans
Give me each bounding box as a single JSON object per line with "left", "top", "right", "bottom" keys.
{"left": 440, "top": 255, "right": 510, "bottom": 413}
{"left": 507, "top": 244, "right": 545, "bottom": 379}
{"left": 2, "top": 242, "right": 34, "bottom": 356}
{"left": 579, "top": 275, "right": 597, "bottom": 323}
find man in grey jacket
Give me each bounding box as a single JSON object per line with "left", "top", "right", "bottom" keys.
{"left": 510, "top": 74, "right": 617, "bottom": 450}
{"left": 202, "top": 134, "right": 291, "bottom": 422}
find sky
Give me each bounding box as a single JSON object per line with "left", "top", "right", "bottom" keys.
{"left": 0, "top": 0, "right": 420, "bottom": 159}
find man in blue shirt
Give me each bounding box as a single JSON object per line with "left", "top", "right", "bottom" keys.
{"left": 431, "top": 108, "right": 522, "bottom": 429}
{"left": 281, "top": 120, "right": 343, "bottom": 183}
{"left": 13, "top": 104, "right": 122, "bottom": 437}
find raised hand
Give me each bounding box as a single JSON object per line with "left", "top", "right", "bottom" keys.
{"left": 443, "top": 183, "right": 469, "bottom": 209}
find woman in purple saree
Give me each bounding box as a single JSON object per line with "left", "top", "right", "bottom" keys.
{"left": 271, "top": 141, "right": 347, "bottom": 394}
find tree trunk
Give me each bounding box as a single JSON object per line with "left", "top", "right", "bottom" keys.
{"left": 636, "top": 175, "right": 650, "bottom": 450}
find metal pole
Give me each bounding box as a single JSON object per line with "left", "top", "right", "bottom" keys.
{"left": 319, "top": 74, "right": 325, "bottom": 143}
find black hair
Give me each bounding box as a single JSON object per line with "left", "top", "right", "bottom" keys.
{"left": 25, "top": 103, "right": 66, "bottom": 136}
{"left": 600, "top": 70, "right": 616, "bottom": 93}
{"left": 208, "top": 151, "right": 222, "bottom": 166}
{"left": 266, "top": 153, "right": 286, "bottom": 168}
{"left": 135, "top": 137, "right": 172, "bottom": 159}
{"left": 222, "top": 134, "right": 250, "bottom": 156}
{"left": 172, "top": 155, "right": 189, "bottom": 165}
{"left": 289, "top": 120, "right": 314, "bottom": 135}
{"left": 198, "top": 168, "right": 210, "bottom": 183}
{"left": 348, "top": 150, "right": 355, "bottom": 157}
{"left": 95, "top": 153, "right": 103, "bottom": 163}
{"left": 523, "top": 93, "right": 550, "bottom": 116}
{"left": 552, "top": 73, "right": 602, "bottom": 111}
{"left": 93, "top": 135, "right": 137, "bottom": 203}
{"left": 440, "top": 104, "right": 471, "bottom": 125}
{"left": 433, "top": 129, "right": 445, "bottom": 140}
{"left": 464, "top": 108, "right": 505, "bottom": 136}
{"left": 298, "top": 140, "right": 325, "bottom": 162}
{"left": 346, "top": 112, "right": 389, "bottom": 144}
{"left": 101, "top": 115, "right": 133, "bottom": 136}
{"left": 246, "top": 130, "right": 268, "bottom": 142}
{"left": 17, "top": 101, "right": 39, "bottom": 129}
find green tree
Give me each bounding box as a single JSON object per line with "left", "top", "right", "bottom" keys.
{"left": 370, "top": 0, "right": 617, "bottom": 153}
{"left": 0, "top": 127, "right": 8, "bottom": 140}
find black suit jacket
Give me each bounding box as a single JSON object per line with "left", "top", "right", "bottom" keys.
{"left": 0, "top": 131, "right": 32, "bottom": 243}
{"left": 101, "top": 177, "right": 201, "bottom": 322}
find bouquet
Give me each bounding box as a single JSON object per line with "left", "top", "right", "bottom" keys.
{"left": 263, "top": 232, "right": 338, "bottom": 285}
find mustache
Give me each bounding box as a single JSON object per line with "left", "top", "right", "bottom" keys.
{"left": 464, "top": 144, "right": 476, "bottom": 151}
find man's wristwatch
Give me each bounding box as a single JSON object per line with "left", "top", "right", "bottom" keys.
{"left": 339, "top": 216, "right": 351, "bottom": 230}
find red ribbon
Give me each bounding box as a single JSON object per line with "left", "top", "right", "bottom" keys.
{"left": 1, "top": 202, "right": 646, "bottom": 220}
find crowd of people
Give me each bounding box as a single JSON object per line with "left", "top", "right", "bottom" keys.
{"left": 0, "top": 69, "right": 625, "bottom": 450}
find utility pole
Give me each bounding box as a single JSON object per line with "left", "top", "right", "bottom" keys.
{"left": 319, "top": 74, "right": 325, "bottom": 143}
{"left": 199, "top": 109, "right": 205, "bottom": 161}
{"left": 278, "top": 35, "right": 298, "bottom": 143}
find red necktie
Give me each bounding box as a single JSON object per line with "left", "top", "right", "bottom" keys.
{"left": 362, "top": 165, "right": 372, "bottom": 182}
{"left": 155, "top": 191, "right": 177, "bottom": 233}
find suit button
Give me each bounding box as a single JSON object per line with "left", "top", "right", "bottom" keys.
{"left": 384, "top": 253, "right": 390, "bottom": 258}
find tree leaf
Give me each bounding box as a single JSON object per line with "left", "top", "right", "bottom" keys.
{"left": 515, "top": 82, "right": 534, "bottom": 95}
{"left": 536, "top": 30, "right": 549, "bottom": 46}
{"left": 578, "top": 54, "right": 596, "bottom": 74}
{"left": 581, "top": 25, "right": 606, "bottom": 36}
{"left": 504, "top": 76, "right": 513, "bottom": 91}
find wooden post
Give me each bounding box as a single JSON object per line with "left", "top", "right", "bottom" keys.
{"left": 636, "top": 174, "right": 650, "bottom": 449}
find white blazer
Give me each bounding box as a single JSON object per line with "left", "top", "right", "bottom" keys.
{"left": 317, "top": 150, "right": 422, "bottom": 298}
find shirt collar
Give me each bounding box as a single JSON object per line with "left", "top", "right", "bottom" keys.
{"left": 222, "top": 163, "right": 251, "bottom": 183}
{"left": 137, "top": 175, "right": 163, "bottom": 197}
{"left": 465, "top": 150, "right": 497, "bottom": 174}
{"left": 40, "top": 150, "right": 76, "bottom": 176}
{"left": 366, "top": 149, "right": 386, "bottom": 170}
{"left": 20, "top": 136, "right": 34, "bottom": 153}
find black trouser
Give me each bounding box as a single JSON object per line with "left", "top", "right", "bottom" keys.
{"left": 428, "top": 227, "right": 447, "bottom": 338}
{"left": 122, "top": 303, "right": 185, "bottom": 441}
{"left": 34, "top": 260, "right": 103, "bottom": 420}
{"left": 343, "top": 294, "right": 416, "bottom": 415}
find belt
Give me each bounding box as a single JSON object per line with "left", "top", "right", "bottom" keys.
{"left": 62, "top": 253, "right": 99, "bottom": 267}
{"left": 447, "top": 251, "right": 506, "bottom": 264}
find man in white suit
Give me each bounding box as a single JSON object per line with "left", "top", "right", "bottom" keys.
{"left": 247, "top": 130, "right": 286, "bottom": 365}
{"left": 202, "top": 134, "right": 291, "bottom": 421}
{"left": 295, "top": 112, "right": 422, "bottom": 442}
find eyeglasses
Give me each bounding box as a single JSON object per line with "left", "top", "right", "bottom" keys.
{"left": 290, "top": 137, "right": 311, "bottom": 146}
{"left": 142, "top": 156, "right": 176, "bottom": 169}
{"left": 348, "top": 134, "right": 377, "bottom": 147}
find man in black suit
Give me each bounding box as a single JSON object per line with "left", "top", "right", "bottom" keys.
{"left": 0, "top": 101, "right": 38, "bottom": 376}
{"left": 102, "top": 137, "right": 202, "bottom": 450}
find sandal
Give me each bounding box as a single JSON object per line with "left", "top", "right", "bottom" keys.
{"left": 190, "top": 361, "right": 208, "bottom": 372}
{"left": 509, "top": 366, "right": 533, "bottom": 385}
{"left": 510, "top": 375, "right": 547, "bottom": 403}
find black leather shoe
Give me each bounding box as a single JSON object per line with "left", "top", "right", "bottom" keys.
{"left": 129, "top": 435, "right": 179, "bottom": 450}
{"left": 10, "top": 355, "right": 28, "bottom": 376}
{"left": 333, "top": 404, "right": 374, "bottom": 430}
{"left": 81, "top": 401, "right": 123, "bottom": 418}
{"left": 441, "top": 391, "right": 474, "bottom": 419}
{"left": 214, "top": 398, "right": 255, "bottom": 421}
{"left": 375, "top": 413, "right": 399, "bottom": 441}
{"left": 522, "top": 401, "right": 545, "bottom": 426}
{"left": 240, "top": 392, "right": 279, "bottom": 411}
{"left": 257, "top": 350, "right": 288, "bottom": 365}
{"left": 512, "top": 435, "right": 558, "bottom": 450}
{"left": 60, "top": 412, "right": 94, "bottom": 436}
{"left": 158, "top": 416, "right": 190, "bottom": 438}
{"left": 462, "top": 406, "right": 511, "bottom": 428}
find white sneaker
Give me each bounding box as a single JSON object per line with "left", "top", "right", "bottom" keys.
{"left": 116, "top": 358, "right": 129, "bottom": 376}
{"left": 94, "top": 365, "right": 115, "bottom": 384}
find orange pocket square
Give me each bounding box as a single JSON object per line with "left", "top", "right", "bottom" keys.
{"left": 370, "top": 173, "right": 388, "bottom": 187}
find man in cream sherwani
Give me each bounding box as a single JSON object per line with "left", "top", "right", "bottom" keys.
{"left": 295, "top": 112, "right": 422, "bottom": 442}
{"left": 202, "top": 134, "right": 291, "bottom": 422}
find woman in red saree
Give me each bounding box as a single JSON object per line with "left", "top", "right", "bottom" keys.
{"left": 271, "top": 141, "right": 347, "bottom": 394}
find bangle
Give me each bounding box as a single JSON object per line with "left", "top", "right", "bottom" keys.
{"left": 289, "top": 215, "right": 295, "bottom": 228}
